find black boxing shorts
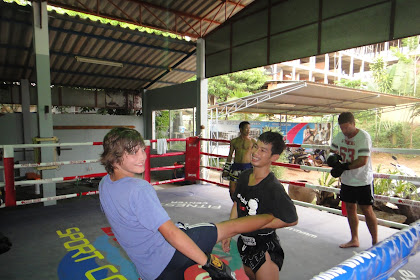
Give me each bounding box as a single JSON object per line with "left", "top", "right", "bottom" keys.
{"left": 229, "top": 163, "right": 252, "bottom": 182}
{"left": 237, "top": 231, "right": 284, "bottom": 274}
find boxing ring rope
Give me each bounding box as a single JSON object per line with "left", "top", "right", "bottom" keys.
{"left": 0, "top": 138, "right": 190, "bottom": 207}
{"left": 0, "top": 159, "right": 100, "bottom": 170}
{"left": 286, "top": 143, "right": 420, "bottom": 156}
{"left": 1, "top": 142, "right": 106, "bottom": 207}
{"left": 144, "top": 138, "right": 188, "bottom": 186}
{"left": 278, "top": 179, "right": 420, "bottom": 212}
{"left": 2, "top": 137, "right": 418, "bottom": 212}
{"left": 204, "top": 140, "right": 420, "bottom": 209}
{"left": 199, "top": 138, "right": 420, "bottom": 229}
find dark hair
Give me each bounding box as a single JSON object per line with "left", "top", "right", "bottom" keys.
{"left": 258, "top": 131, "right": 286, "bottom": 155}
{"left": 338, "top": 112, "right": 355, "bottom": 125}
{"left": 239, "top": 121, "right": 250, "bottom": 130}
{"left": 100, "top": 127, "right": 145, "bottom": 175}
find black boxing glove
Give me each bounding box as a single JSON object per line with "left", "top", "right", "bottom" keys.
{"left": 202, "top": 253, "right": 236, "bottom": 280}
{"left": 327, "top": 154, "right": 343, "bottom": 168}
{"left": 330, "top": 162, "right": 350, "bottom": 178}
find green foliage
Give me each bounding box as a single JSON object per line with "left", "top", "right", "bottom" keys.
{"left": 369, "top": 36, "right": 420, "bottom": 97}
{"left": 155, "top": 111, "right": 170, "bottom": 139}
{"left": 80, "top": 107, "right": 96, "bottom": 113}
{"left": 208, "top": 68, "right": 267, "bottom": 102}
{"left": 356, "top": 117, "right": 420, "bottom": 149}
{"left": 373, "top": 165, "right": 393, "bottom": 196}
{"left": 97, "top": 108, "right": 140, "bottom": 115}
{"left": 271, "top": 153, "right": 285, "bottom": 179}
{"left": 226, "top": 90, "right": 252, "bottom": 101}
{"left": 374, "top": 165, "right": 419, "bottom": 200}
{"left": 334, "top": 79, "right": 367, "bottom": 89}
{"left": 317, "top": 172, "right": 338, "bottom": 187}
{"left": 370, "top": 57, "right": 393, "bottom": 93}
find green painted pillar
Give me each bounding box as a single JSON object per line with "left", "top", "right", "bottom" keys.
{"left": 196, "top": 38, "right": 208, "bottom": 137}
{"left": 32, "top": 1, "right": 56, "bottom": 206}
{"left": 142, "top": 89, "right": 152, "bottom": 140}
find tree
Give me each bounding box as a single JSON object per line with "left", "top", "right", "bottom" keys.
{"left": 389, "top": 36, "right": 420, "bottom": 148}
{"left": 390, "top": 36, "right": 420, "bottom": 97}
{"left": 334, "top": 79, "right": 367, "bottom": 89}
{"left": 370, "top": 56, "right": 393, "bottom": 93}
{"left": 208, "top": 68, "right": 267, "bottom": 102}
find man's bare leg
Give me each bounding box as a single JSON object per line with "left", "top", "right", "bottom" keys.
{"left": 360, "top": 204, "right": 378, "bottom": 246}
{"left": 243, "top": 266, "right": 256, "bottom": 280}
{"left": 340, "top": 202, "right": 360, "bottom": 248}
{"left": 229, "top": 181, "right": 237, "bottom": 201}
{"left": 255, "top": 252, "right": 279, "bottom": 280}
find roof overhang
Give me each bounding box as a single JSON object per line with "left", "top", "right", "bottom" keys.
{"left": 209, "top": 81, "right": 420, "bottom": 117}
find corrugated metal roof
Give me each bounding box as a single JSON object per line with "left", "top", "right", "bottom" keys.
{"left": 0, "top": 0, "right": 253, "bottom": 91}
{"left": 47, "top": 0, "right": 253, "bottom": 39}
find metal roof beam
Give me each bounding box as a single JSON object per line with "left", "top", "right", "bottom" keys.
{"left": 211, "top": 82, "right": 307, "bottom": 117}
{"left": 49, "top": 51, "right": 195, "bottom": 74}
{"left": 144, "top": 49, "right": 196, "bottom": 89}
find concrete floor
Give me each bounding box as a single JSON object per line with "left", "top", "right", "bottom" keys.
{"left": 0, "top": 183, "right": 419, "bottom": 280}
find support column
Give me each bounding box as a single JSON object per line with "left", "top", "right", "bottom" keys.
{"left": 20, "top": 79, "right": 32, "bottom": 160}
{"left": 196, "top": 38, "right": 208, "bottom": 136}
{"left": 273, "top": 64, "right": 277, "bottom": 80}
{"left": 196, "top": 38, "right": 208, "bottom": 182}
{"left": 142, "top": 89, "right": 152, "bottom": 140}
{"left": 278, "top": 67, "right": 284, "bottom": 81}
{"left": 324, "top": 53, "right": 329, "bottom": 84}
{"left": 309, "top": 57, "right": 316, "bottom": 81}
{"left": 337, "top": 52, "right": 342, "bottom": 81}
{"left": 32, "top": 1, "right": 56, "bottom": 206}
{"left": 360, "top": 60, "right": 365, "bottom": 75}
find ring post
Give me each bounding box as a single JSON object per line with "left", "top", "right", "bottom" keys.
{"left": 3, "top": 146, "right": 16, "bottom": 207}
{"left": 185, "top": 137, "right": 200, "bottom": 183}
{"left": 144, "top": 143, "right": 151, "bottom": 183}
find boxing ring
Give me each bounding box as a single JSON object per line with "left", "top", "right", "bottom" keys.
{"left": 0, "top": 137, "right": 419, "bottom": 280}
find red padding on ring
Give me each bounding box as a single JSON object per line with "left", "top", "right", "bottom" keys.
{"left": 4, "top": 157, "right": 16, "bottom": 207}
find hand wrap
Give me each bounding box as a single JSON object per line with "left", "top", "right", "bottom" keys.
{"left": 202, "top": 253, "right": 236, "bottom": 280}
{"left": 222, "top": 162, "right": 232, "bottom": 180}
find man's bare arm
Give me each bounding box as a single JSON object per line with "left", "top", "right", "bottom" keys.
{"left": 159, "top": 220, "right": 207, "bottom": 265}
{"left": 226, "top": 139, "right": 236, "bottom": 163}
{"left": 349, "top": 155, "right": 369, "bottom": 169}
{"left": 261, "top": 217, "right": 298, "bottom": 230}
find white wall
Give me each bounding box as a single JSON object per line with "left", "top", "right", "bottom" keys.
{"left": 1, "top": 113, "right": 143, "bottom": 180}
{"left": 53, "top": 114, "right": 143, "bottom": 177}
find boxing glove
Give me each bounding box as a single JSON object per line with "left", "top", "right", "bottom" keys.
{"left": 202, "top": 253, "right": 236, "bottom": 280}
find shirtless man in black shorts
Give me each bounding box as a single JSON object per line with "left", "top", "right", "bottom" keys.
{"left": 222, "top": 131, "right": 298, "bottom": 280}
{"left": 222, "top": 121, "right": 256, "bottom": 201}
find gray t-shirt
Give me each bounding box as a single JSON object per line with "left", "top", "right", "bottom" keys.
{"left": 99, "top": 175, "right": 175, "bottom": 280}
